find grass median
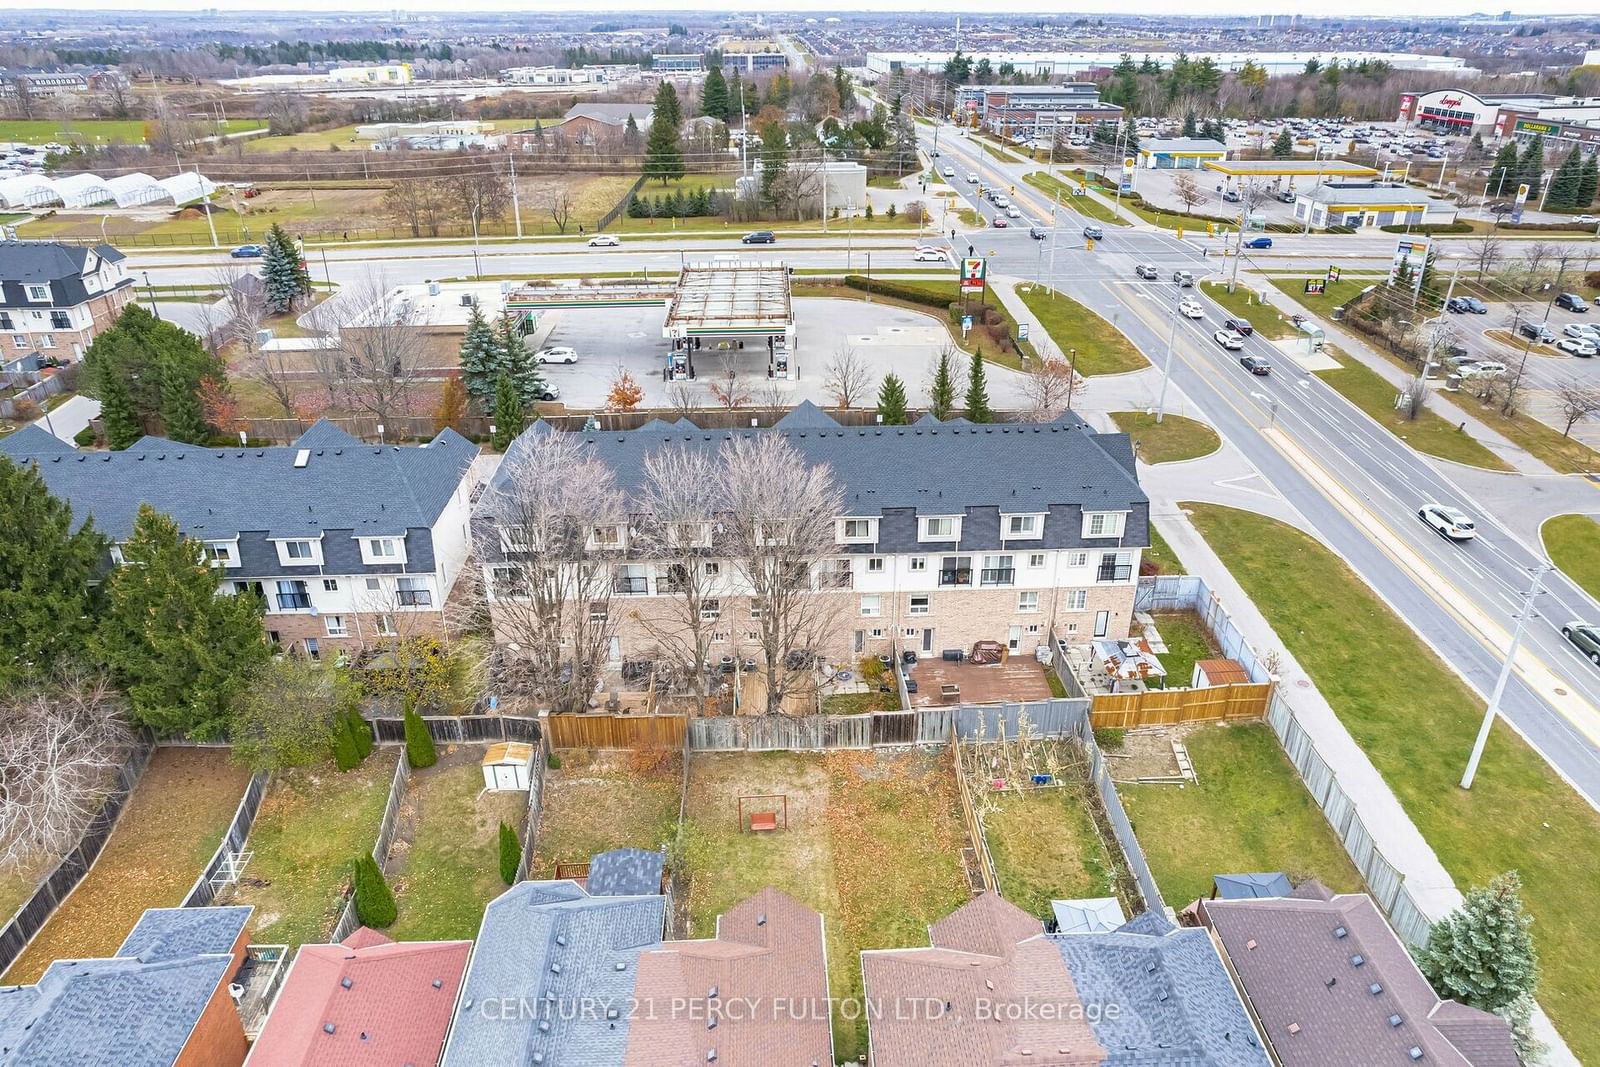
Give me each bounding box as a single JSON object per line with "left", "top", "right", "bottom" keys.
{"left": 1109, "top": 412, "right": 1221, "bottom": 463}
{"left": 1014, "top": 284, "right": 1149, "bottom": 375}
{"left": 1313, "top": 351, "right": 1512, "bottom": 471}
{"left": 1201, "top": 280, "right": 1294, "bottom": 340}
{"left": 1022, "top": 172, "right": 1127, "bottom": 227}
{"left": 1542, "top": 514, "right": 1600, "bottom": 602}
{"left": 1184, "top": 500, "right": 1600, "bottom": 1062}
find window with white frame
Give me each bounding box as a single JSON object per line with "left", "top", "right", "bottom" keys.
{"left": 501, "top": 524, "right": 537, "bottom": 552}
{"left": 25, "top": 285, "right": 47, "bottom": 302}
{"left": 919, "top": 515, "right": 961, "bottom": 541}
{"left": 1026, "top": 623, "right": 1042, "bottom": 635}
{"left": 746, "top": 630, "right": 760, "bottom": 641}
{"left": 749, "top": 603, "right": 763, "bottom": 620}
{"left": 704, "top": 561, "right": 720, "bottom": 577}
{"left": 324, "top": 615, "right": 348, "bottom": 637}
{"left": 1083, "top": 511, "right": 1127, "bottom": 539}
{"left": 1004, "top": 513, "right": 1043, "bottom": 538}
{"left": 277, "top": 539, "right": 319, "bottom": 566}
{"left": 367, "top": 537, "right": 400, "bottom": 560}
{"left": 867, "top": 557, "right": 885, "bottom": 573}
{"left": 323, "top": 579, "right": 339, "bottom": 592}
{"left": 909, "top": 556, "right": 927, "bottom": 572}
{"left": 589, "top": 602, "right": 609, "bottom": 622}
{"left": 860, "top": 595, "right": 882, "bottom": 617}
{"left": 396, "top": 577, "right": 432, "bottom": 607}
{"left": 373, "top": 614, "right": 398, "bottom": 637}
{"left": 838, "top": 518, "right": 876, "bottom": 543}
{"left": 668, "top": 522, "right": 711, "bottom": 547}
{"left": 203, "top": 541, "right": 234, "bottom": 565}
{"left": 1028, "top": 552, "right": 1046, "bottom": 569}
{"left": 590, "top": 524, "right": 624, "bottom": 548}
{"left": 1067, "top": 622, "right": 1079, "bottom": 634}
{"left": 711, "top": 631, "right": 729, "bottom": 643}
{"left": 1018, "top": 591, "right": 1039, "bottom": 612}
{"left": 909, "top": 595, "right": 930, "bottom": 616}
{"left": 36, "top": 334, "right": 53, "bottom": 349}
{"left": 365, "top": 577, "right": 381, "bottom": 591}
{"left": 1065, "top": 589, "right": 1088, "bottom": 611}
{"left": 870, "top": 627, "right": 884, "bottom": 639}
{"left": 903, "top": 627, "right": 917, "bottom": 638}
{"left": 1096, "top": 551, "right": 1133, "bottom": 583}
{"left": 1067, "top": 551, "right": 1089, "bottom": 568}
{"left": 491, "top": 566, "right": 526, "bottom": 597}
{"left": 701, "top": 598, "right": 721, "bottom": 620}
{"left": 10, "top": 336, "right": 24, "bottom": 348}
{"left": 980, "top": 554, "right": 1015, "bottom": 586}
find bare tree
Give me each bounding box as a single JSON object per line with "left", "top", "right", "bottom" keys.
{"left": 1520, "top": 242, "right": 1553, "bottom": 293}
{"left": 298, "top": 296, "right": 350, "bottom": 413}
{"left": 1020, "top": 342, "right": 1079, "bottom": 421}
{"left": 665, "top": 380, "right": 704, "bottom": 419}
{"left": 547, "top": 188, "right": 574, "bottom": 234}
{"left": 630, "top": 444, "right": 723, "bottom": 700}
{"left": 1557, "top": 379, "right": 1600, "bottom": 437}
{"left": 1170, "top": 172, "right": 1204, "bottom": 215}
{"left": 476, "top": 428, "right": 626, "bottom": 713}
{"left": 335, "top": 274, "right": 427, "bottom": 428}
{"left": 719, "top": 434, "right": 846, "bottom": 716}
{"left": 821, "top": 343, "right": 873, "bottom": 408}
{"left": 1399, "top": 374, "right": 1429, "bottom": 421}
{"left": 706, "top": 353, "right": 750, "bottom": 411}
{"left": 0, "top": 675, "right": 132, "bottom": 870}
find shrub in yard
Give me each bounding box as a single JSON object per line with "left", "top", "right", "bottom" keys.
{"left": 345, "top": 707, "right": 373, "bottom": 760}
{"left": 403, "top": 705, "right": 437, "bottom": 769}
{"left": 498, "top": 821, "right": 521, "bottom": 885}
{"left": 73, "top": 425, "right": 97, "bottom": 447}
{"left": 352, "top": 854, "right": 397, "bottom": 928}
{"left": 332, "top": 719, "right": 360, "bottom": 771}
{"left": 547, "top": 751, "right": 562, "bottom": 770}
{"left": 1093, "top": 727, "right": 1126, "bottom": 750}
{"left": 1416, "top": 871, "right": 1538, "bottom": 1013}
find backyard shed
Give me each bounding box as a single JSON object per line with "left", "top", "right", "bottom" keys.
{"left": 1211, "top": 872, "right": 1293, "bottom": 900}
{"left": 1191, "top": 658, "right": 1252, "bottom": 688}
{"left": 481, "top": 742, "right": 535, "bottom": 791}
{"left": 1050, "top": 896, "right": 1127, "bottom": 934}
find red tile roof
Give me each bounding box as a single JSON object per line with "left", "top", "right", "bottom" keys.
{"left": 625, "top": 887, "right": 833, "bottom": 1067}
{"left": 245, "top": 929, "right": 470, "bottom": 1066}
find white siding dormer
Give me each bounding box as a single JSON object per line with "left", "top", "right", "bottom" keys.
{"left": 666, "top": 522, "right": 712, "bottom": 548}
{"left": 918, "top": 514, "right": 963, "bottom": 543}
{"left": 273, "top": 535, "right": 324, "bottom": 567}
{"left": 203, "top": 539, "right": 241, "bottom": 569}
{"left": 359, "top": 534, "right": 407, "bottom": 566}
{"left": 588, "top": 523, "right": 627, "bottom": 550}
{"left": 1082, "top": 511, "right": 1128, "bottom": 539}
{"left": 836, "top": 517, "right": 878, "bottom": 545}
{"left": 1001, "top": 513, "right": 1045, "bottom": 540}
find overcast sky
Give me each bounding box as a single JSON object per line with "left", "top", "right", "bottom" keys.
{"left": 8, "top": 2, "right": 1600, "bottom": 17}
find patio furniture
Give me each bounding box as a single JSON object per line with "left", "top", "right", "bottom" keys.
{"left": 940, "top": 682, "right": 960, "bottom": 703}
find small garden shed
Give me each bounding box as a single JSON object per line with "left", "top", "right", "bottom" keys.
{"left": 481, "top": 742, "right": 535, "bottom": 792}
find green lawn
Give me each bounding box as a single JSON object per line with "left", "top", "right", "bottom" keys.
{"left": 1201, "top": 280, "right": 1295, "bottom": 340}
{"left": 1121, "top": 723, "right": 1365, "bottom": 906}
{"left": 1015, "top": 284, "right": 1150, "bottom": 375}
{"left": 1184, "top": 501, "right": 1600, "bottom": 1062}
{"left": 1022, "top": 172, "right": 1128, "bottom": 226}
{"left": 1442, "top": 388, "right": 1600, "bottom": 475}
{"left": 1314, "top": 352, "right": 1512, "bottom": 471}
{"left": 1110, "top": 412, "right": 1221, "bottom": 464}
{"left": 984, "top": 777, "right": 1118, "bottom": 922}
{"left": 1542, "top": 514, "right": 1600, "bottom": 602}
{"left": 0, "top": 118, "right": 262, "bottom": 145}
{"left": 1267, "top": 275, "right": 1385, "bottom": 312}
{"left": 221, "top": 751, "right": 399, "bottom": 948}
{"left": 1147, "top": 611, "right": 1217, "bottom": 691}
{"left": 681, "top": 750, "right": 968, "bottom": 1063}
{"left": 386, "top": 752, "right": 528, "bottom": 942}
{"left": 528, "top": 748, "right": 681, "bottom": 878}
{"left": 1144, "top": 524, "right": 1183, "bottom": 575}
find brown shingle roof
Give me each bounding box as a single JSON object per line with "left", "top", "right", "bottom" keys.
{"left": 1198, "top": 891, "right": 1518, "bottom": 1067}
{"left": 625, "top": 887, "right": 833, "bottom": 1066}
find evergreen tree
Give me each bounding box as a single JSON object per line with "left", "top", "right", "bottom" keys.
{"left": 834, "top": 64, "right": 855, "bottom": 112}
{"left": 92, "top": 503, "right": 269, "bottom": 738}
{"left": 929, "top": 349, "right": 958, "bottom": 420}
{"left": 1271, "top": 128, "right": 1295, "bottom": 159}
{"left": 159, "top": 354, "right": 210, "bottom": 444}
{"left": 403, "top": 703, "right": 437, "bottom": 768}
{"left": 1580, "top": 153, "right": 1600, "bottom": 209}
{"left": 642, "top": 88, "right": 685, "bottom": 184}
{"left": 1416, "top": 872, "right": 1538, "bottom": 1014}
{"left": 1181, "top": 110, "right": 1198, "bottom": 138}
{"left": 759, "top": 121, "right": 789, "bottom": 211}
{"left": 352, "top": 854, "right": 397, "bottom": 928}
{"left": 491, "top": 372, "right": 525, "bottom": 452}
{"left": 1121, "top": 115, "right": 1140, "bottom": 154}
{"left": 1486, "top": 141, "right": 1520, "bottom": 198}
{"left": 498, "top": 821, "right": 521, "bottom": 885}
{"left": 964, "top": 354, "right": 992, "bottom": 423}
{"left": 1548, "top": 146, "right": 1583, "bottom": 210}
{"left": 261, "top": 223, "right": 310, "bottom": 314}
{"left": 497, "top": 313, "right": 545, "bottom": 406}
{"left": 701, "top": 65, "right": 730, "bottom": 122}
{"left": 332, "top": 718, "right": 360, "bottom": 770}
{"left": 622, "top": 113, "right": 643, "bottom": 153}
{"left": 1517, "top": 137, "right": 1545, "bottom": 198}
{"left": 876, "top": 372, "right": 909, "bottom": 425}
{"left": 0, "top": 455, "right": 108, "bottom": 688}
{"left": 459, "top": 303, "right": 501, "bottom": 408}
{"left": 99, "top": 373, "right": 142, "bottom": 450}
{"left": 345, "top": 706, "right": 373, "bottom": 760}
{"left": 655, "top": 79, "right": 683, "bottom": 127}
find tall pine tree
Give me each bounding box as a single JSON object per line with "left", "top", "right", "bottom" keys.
{"left": 759, "top": 121, "right": 789, "bottom": 211}
{"left": 261, "top": 223, "right": 310, "bottom": 314}
{"left": 458, "top": 303, "right": 501, "bottom": 408}
{"left": 929, "top": 349, "right": 958, "bottom": 420}
{"left": 1579, "top": 153, "right": 1600, "bottom": 210}
{"left": 701, "top": 65, "right": 730, "bottom": 122}
{"left": 159, "top": 353, "right": 210, "bottom": 444}
{"left": 1548, "top": 146, "right": 1584, "bottom": 210}
{"left": 82, "top": 304, "right": 226, "bottom": 447}
{"left": 1271, "top": 128, "right": 1294, "bottom": 159}
{"left": 0, "top": 455, "right": 108, "bottom": 687}
{"left": 92, "top": 504, "right": 269, "bottom": 738}
{"left": 1517, "top": 137, "right": 1545, "bottom": 198}
{"left": 491, "top": 372, "right": 525, "bottom": 452}
{"left": 642, "top": 84, "right": 685, "bottom": 184}
{"left": 497, "top": 313, "right": 545, "bottom": 406}
{"left": 876, "top": 372, "right": 909, "bottom": 425}
{"left": 1416, "top": 872, "right": 1538, "bottom": 1014}
{"left": 965, "top": 354, "right": 992, "bottom": 423}
{"left": 1486, "top": 140, "right": 1520, "bottom": 198}
{"left": 99, "top": 373, "right": 141, "bottom": 450}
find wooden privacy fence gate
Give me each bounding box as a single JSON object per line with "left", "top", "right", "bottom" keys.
{"left": 1088, "top": 682, "right": 1272, "bottom": 729}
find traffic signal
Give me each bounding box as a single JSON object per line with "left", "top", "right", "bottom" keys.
{"left": 1176, "top": 227, "right": 1184, "bottom": 240}
{"left": 1086, "top": 238, "right": 1096, "bottom": 251}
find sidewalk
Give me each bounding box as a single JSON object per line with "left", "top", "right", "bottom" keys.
{"left": 1157, "top": 506, "right": 1577, "bottom": 1065}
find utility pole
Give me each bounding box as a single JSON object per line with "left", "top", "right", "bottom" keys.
{"left": 508, "top": 150, "right": 523, "bottom": 239}
{"left": 1461, "top": 564, "right": 1547, "bottom": 790}
{"left": 1155, "top": 302, "right": 1178, "bottom": 423}
{"left": 197, "top": 165, "right": 218, "bottom": 248}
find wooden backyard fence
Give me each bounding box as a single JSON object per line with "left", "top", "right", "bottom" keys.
{"left": 543, "top": 713, "right": 687, "bottom": 750}
{"left": 1088, "top": 682, "right": 1272, "bottom": 729}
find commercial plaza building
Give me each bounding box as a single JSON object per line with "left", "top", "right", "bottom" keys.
{"left": 952, "top": 82, "right": 1122, "bottom": 139}
{"left": 1399, "top": 88, "right": 1600, "bottom": 151}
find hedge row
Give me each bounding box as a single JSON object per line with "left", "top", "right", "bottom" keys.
{"left": 1379, "top": 222, "right": 1474, "bottom": 235}
{"left": 1500, "top": 219, "right": 1600, "bottom": 232}
{"left": 840, "top": 275, "right": 957, "bottom": 310}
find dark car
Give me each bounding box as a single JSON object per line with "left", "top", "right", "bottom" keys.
{"left": 1519, "top": 321, "right": 1557, "bottom": 343}
{"left": 1243, "top": 236, "right": 1274, "bottom": 249}
{"left": 230, "top": 244, "right": 264, "bottom": 258}
{"left": 1462, "top": 297, "right": 1487, "bottom": 314}
{"left": 1556, "top": 292, "right": 1589, "bottom": 313}
{"left": 1223, "top": 317, "right": 1254, "bottom": 337}
{"left": 1240, "top": 355, "right": 1272, "bottom": 375}
{"left": 741, "top": 230, "right": 776, "bottom": 244}
{"left": 1028, "top": 225, "right": 1047, "bottom": 239}
{"left": 1488, "top": 201, "right": 1514, "bottom": 216}
{"left": 1446, "top": 296, "right": 1471, "bottom": 313}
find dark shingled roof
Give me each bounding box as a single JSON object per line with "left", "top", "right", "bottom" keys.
{"left": 587, "top": 847, "right": 664, "bottom": 897}
{"left": 118, "top": 906, "right": 250, "bottom": 963}
{"left": 0, "top": 239, "right": 125, "bottom": 283}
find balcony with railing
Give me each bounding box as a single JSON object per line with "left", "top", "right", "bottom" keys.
{"left": 939, "top": 567, "right": 973, "bottom": 587}
{"left": 979, "top": 567, "right": 1015, "bottom": 586}
{"left": 275, "top": 591, "right": 311, "bottom": 611}
{"left": 613, "top": 575, "right": 649, "bottom": 595}
{"left": 397, "top": 589, "right": 433, "bottom": 607}
{"left": 1097, "top": 560, "right": 1133, "bottom": 583}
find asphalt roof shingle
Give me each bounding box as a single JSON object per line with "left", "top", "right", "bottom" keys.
{"left": 118, "top": 905, "right": 250, "bottom": 963}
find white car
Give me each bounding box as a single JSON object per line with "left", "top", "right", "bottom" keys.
{"left": 1213, "top": 329, "right": 1246, "bottom": 351}
{"left": 965, "top": 172, "right": 979, "bottom": 183}
{"left": 1557, "top": 337, "right": 1598, "bottom": 357}
{"left": 942, "top": 166, "right": 955, "bottom": 177}
{"left": 1005, "top": 206, "right": 1021, "bottom": 219}
{"left": 1418, "top": 503, "right": 1476, "bottom": 541}
{"left": 1563, "top": 322, "right": 1600, "bottom": 341}
{"left": 992, "top": 195, "right": 1011, "bottom": 208}
{"left": 1459, "top": 360, "right": 1506, "bottom": 377}
{"left": 1178, "top": 298, "right": 1204, "bottom": 319}
{"left": 912, "top": 247, "right": 949, "bottom": 263}
{"left": 536, "top": 346, "right": 578, "bottom": 364}
{"left": 586, "top": 234, "right": 620, "bottom": 247}
{"left": 1578, "top": 214, "right": 1598, "bottom": 224}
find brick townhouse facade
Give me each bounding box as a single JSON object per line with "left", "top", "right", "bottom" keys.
{"left": 0, "top": 419, "right": 480, "bottom": 658}
{"left": 477, "top": 403, "right": 1149, "bottom": 669}
{"left": 0, "top": 239, "right": 135, "bottom": 363}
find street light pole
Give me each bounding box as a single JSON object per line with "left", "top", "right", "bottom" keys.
{"left": 1461, "top": 563, "right": 1547, "bottom": 789}
{"left": 143, "top": 271, "right": 160, "bottom": 320}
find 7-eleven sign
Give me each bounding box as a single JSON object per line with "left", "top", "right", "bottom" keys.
{"left": 960, "top": 257, "right": 987, "bottom": 293}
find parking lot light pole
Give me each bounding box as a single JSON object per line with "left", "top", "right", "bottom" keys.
{"left": 1462, "top": 563, "right": 1547, "bottom": 790}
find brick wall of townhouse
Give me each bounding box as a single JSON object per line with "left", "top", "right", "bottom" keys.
{"left": 263, "top": 607, "right": 445, "bottom": 654}
{"left": 1, "top": 284, "right": 131, "bottom": 361}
